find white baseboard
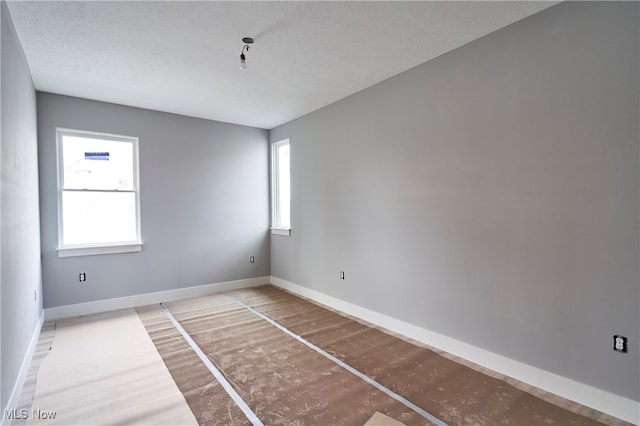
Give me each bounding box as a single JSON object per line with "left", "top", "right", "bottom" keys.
{"left": 270, "top": 276, "right": 639, "bottom": 425}
{"left": 2, "top": 312, "right": 44, "bottom": 426}
{"left": 44, "top": 276, "right": 270, "bottom": 321}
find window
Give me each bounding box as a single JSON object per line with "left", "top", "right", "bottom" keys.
{"left": 56, "top": 128, "right": 142, "bottom": 257}
{"left": 271, "top": 139, "right": 290, "bottom": 235}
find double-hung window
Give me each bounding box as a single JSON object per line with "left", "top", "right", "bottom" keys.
{"left": 56, "top": 128, "right": 142, "bottom": 257}
{"left": 271, "top": 139, "right": 290, "bottom": 235}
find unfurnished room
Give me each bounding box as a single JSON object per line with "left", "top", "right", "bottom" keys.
{"left": 0, "top": 1, "right": 638, "bottom": 425}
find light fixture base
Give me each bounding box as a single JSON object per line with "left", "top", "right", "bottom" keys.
{"left": 242, "top": 37, "right": 254, "bottom": 44}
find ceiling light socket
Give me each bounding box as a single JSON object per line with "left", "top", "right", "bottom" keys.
{"left": 240, "top": 37, "right": 254, "bottom": 70}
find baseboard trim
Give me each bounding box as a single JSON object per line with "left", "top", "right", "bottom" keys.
{"left": 2, "top": 312, "right": 44, "bottom": 426}
{"left": 44, "top": 276, "right": 270, "bottom": 321}
{"left": 270, "top": 276, "right": 639, "bottom": 425}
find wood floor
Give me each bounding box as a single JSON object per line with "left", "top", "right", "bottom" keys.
{"left": 13, "top": 286, "right": 632, "bottom": 426}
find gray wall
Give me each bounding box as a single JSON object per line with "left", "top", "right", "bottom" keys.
{"left": 1, "top": 1, "right": 42, "bottom": 411}
{"left": 38, "top": 93, "right": 270, "bottom": 308}
{"left": 270, "top": 2, "right": 639, "bottom": 401}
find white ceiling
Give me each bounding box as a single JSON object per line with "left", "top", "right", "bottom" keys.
{"left": 7, "top": 1, "right": 557, "bottom": 129}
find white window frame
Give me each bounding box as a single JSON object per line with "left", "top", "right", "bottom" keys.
{"left": 271, "top": 139, "right": 291, "bottom": 236}
{"left": 56, "top": 128, "right": 142, "bottom": 257}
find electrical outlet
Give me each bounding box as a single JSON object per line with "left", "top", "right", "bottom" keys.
{"left": 34, "top": 290, "right": 37, "bottom": 301}
{"left": 250, "top": 256, "right": 255, "bottom": 263}
{"left": 614, "top": 335, "right": 628, "bottom": 353}
{"left": 79, "top": 273, "right": 86, "bottom": 282}
{"left": 340, "top": 271, "right": 345, "bottom": 280}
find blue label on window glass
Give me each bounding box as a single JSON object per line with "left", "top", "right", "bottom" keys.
{"left": 85, "top": 152, "right": 109, "bottom": 161}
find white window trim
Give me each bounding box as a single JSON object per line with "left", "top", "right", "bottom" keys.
{"left": 56, "top": 128, "right": 143, "bottom": 257}
{"left": 270, "top": 228, "right": 291, "bottom": 236}
{"left": 271, "top": 138, "right": 291, "bottom": 236}
{"left": 57, "top": 243, "right": 142, "bottom": 258}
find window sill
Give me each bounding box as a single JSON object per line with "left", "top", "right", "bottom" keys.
{"left": 271, "top": 228, "right": 291, "bottom": 236}
{"left": 57, "top": 243, "right": 143, "bottom": 258}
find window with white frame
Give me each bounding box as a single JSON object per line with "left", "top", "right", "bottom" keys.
{"left": 56, "top": 128, "right": 142, "bottom": 257}
{"left": 271, "top": 139, "right": 290, "bottom": 235}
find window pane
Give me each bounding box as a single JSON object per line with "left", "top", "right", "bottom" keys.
{"left": 62, "top": 135, "right": 134, "bottom": 190}
{"left": 61, "top": 191, "right": 137, "bottom": 245}
{"left": 277, "top": 143, "right": 290, "bottom": 228}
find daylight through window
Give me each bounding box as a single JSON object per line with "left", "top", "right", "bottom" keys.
{"left": 271, "top": 139, "right": 290, "bottom": 232}
{"left": 57, "top": 128, "right": 141, "bottom": 256}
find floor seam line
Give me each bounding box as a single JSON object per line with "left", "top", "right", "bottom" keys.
{"left": 159, "top": 302, "right": 264, "bottom": 426}
{"left": 222, "top": 292, "right": 449, "bottom": 426}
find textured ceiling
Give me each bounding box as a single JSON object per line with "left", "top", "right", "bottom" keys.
{"left": 6, "top": 1, "right": 557, "bottom": 129}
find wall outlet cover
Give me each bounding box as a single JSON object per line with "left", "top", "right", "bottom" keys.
{"left": 613, "top": 335, "right": 628, "bottom": 353}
